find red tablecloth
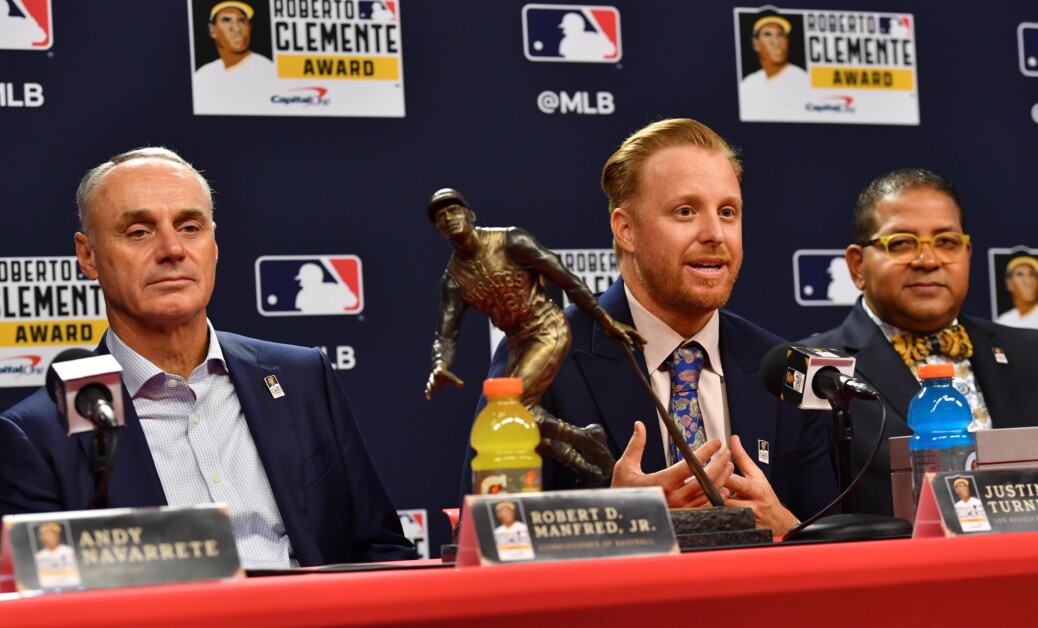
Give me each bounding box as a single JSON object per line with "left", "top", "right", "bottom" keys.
{"left": 4, "top": 532, "right": 1037, "bottom": 626}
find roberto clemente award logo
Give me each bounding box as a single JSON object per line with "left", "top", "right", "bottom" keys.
{"left": 188, "top": 0, "right": 405, "bottom": 117}
{"left": 734, "top": 6, "right": 920, "bottom": 125}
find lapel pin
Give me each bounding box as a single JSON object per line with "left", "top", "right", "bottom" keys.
{"left": 757, "top": 439, "right": 770, "bottom": 464}
{"left": 264, "top": 374, "right": 285, "bottom": 399}
{"left": 992, "top": 347, "right": 1009, "bottom": 365}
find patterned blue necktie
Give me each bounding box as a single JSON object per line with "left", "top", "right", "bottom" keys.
{"left": 667, "top": 343, "right": 706, "bottom": 464}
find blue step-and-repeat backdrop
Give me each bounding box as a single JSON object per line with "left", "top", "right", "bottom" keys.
{"left": 2, "top": 0, "right": 1037, "bottom": 555}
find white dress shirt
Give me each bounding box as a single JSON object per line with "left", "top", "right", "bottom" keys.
{"left": 106, "top": 322, "right": 293, "bottom": 569}
{"left": 625, "top": 285, "right": 730, "bottom": 465}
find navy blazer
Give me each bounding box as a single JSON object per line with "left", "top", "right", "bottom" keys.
{"left": 0, "top": 332, "right": 414, "bottom": 566}
{"left": 802, "top": 300, "right": 1038, "bottom": 516}
{"left": 479, "top": 280, "right": 838, "bottom": 522}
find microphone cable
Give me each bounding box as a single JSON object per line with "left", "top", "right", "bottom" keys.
{"left": 782, "top": 395, "right": 887, "bottom": 541}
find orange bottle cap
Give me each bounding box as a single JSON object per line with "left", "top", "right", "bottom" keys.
{"left": 918, "top": 363, "right": 954, "bottom": 379}
{"left": 483, "top": 377, "right": 523, "bottom": 396}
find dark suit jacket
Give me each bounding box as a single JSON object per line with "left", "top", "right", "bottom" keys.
{"left": 0, "top": 332, "right": 415, "bottom": 566}
{"left": 802, "top": 300, "right": 1038, "bottom": 516}
{"left": 478, "top": 280, "right": 838, "bottom": 522}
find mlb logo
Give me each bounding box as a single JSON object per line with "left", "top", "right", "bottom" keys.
{"left": 0, "top": 0, "right": 53, "bottom": 50}
{"left": 1019, "top": 23, "right": 1038, "bottom": 77}
{"left": 255, "top": 255, "right": 364, "bottom": 316}
{"left": 358, "top": 1, "right": 397, "bottom": 22}
{"left": 397, "top": 509, "right": 429, "bottom": 559}
{"left": 793, "top": 250, "right": 860, "bottom": 306}
{"left": 522, "top": 4, "right": 621, "bottom": 63}
{"left": 879, "top": 15, "right": 912, "bottom": 38}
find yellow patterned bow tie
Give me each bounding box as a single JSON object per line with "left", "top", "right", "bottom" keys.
{"left": 890, "top": 324, "right": 973, "bottom": 367}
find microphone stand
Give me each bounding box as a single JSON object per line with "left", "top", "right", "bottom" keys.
{"left": 784, "top": 394, "right": 913, "bottom": 542}
{"left": 829, "top": 396, "right": 855, "bottom": 513}
{"left": 87, "top": 412, "right": 120, "bottom": 510}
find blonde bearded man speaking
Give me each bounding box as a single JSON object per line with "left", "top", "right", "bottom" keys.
{"left": 480, "top": 119, "right": 838, "bottom": 535}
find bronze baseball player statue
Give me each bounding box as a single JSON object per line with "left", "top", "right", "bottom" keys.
{"left": 424, "top": 188, "right": 645, "bottom": 486}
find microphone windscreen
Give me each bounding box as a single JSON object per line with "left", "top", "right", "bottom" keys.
{"left": 759, "top": 342, "right": 794, "bottom": 398}
{"left": 45, "top": 348, "right": 96, "bottom": 401}
{"left": 759, "top": 343, "right": 857, "bottom": 410}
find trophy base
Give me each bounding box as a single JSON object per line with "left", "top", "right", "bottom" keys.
{"left": 670, "top": 507, "right": 772, "bottom": 549}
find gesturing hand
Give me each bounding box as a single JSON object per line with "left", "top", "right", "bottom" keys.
{"left": 611, "top": 421, "right": 733, "bottom": 509}
{"left": 724, "top": 435, "right": 798, "bottom": 535}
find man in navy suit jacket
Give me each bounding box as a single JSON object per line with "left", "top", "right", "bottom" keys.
{"left": 483, "top": 119, "right": 837, "bottom": 534}
{"left": 0, "top": 147, "right": 413, "bottom": 567}
{"left": 802, "top": 169, "right": 1038, "bottom": 517}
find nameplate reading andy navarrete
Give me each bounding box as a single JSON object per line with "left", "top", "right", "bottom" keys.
{"left": 1, "top": 504, "right": 242, "bottom": 594}
{"left": 455, "top": 487, "right": 678, "bottom": 566}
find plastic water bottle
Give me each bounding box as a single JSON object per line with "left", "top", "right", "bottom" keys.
{"left": 470, "top": 378, "right": 542, "bottom": 495}
{"left": 907, "top": 363, "right": 975, "bottom": 510}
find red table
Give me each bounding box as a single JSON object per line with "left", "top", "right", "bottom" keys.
{"left": 4, "top": 532, "right": 1037, "bottom": 626}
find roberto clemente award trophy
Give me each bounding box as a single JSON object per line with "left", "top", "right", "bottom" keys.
{"left": 422, "top": 188, "right": 641, "bottom": 487}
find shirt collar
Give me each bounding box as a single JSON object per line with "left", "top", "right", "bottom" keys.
{"left": 105, "top": 319, "right": 226, "bottom": 396}
{"left": 624, "top": 284, "right": 723, "bottom": 375}
{"left": 860, "top": 298, "right": 960, "bottom": 341}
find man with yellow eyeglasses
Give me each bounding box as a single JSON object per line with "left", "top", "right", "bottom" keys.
{"left": 802, "top": 168, "right": 1038, "bottom": 517}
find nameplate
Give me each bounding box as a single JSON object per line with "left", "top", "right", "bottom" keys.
{"left": 914, "top": 469, "right": 1038, "bottom": 538}
{"left": 456, "top": 487, "right": 678, "bottom": 566}
{"left": 0, "top": 504, "right": 243, "bottom": 594}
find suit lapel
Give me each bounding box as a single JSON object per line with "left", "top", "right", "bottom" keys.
{"left": 217, "top": 333, "right": 302, "bottom": 494}
{"left": 573, "top": 281, "right": 665, "bottom": 470}
{"left": 217, "top": 333, "right": 316, "bottom": 560}
{"left": 839, "top": 304, "right": 918, "bottom": 424}
{"left": 963, "top": 318, "right": 1019, "bottom": 427}
{"left": 717, "top": 313, "right": 774, "bottom": 482}
{"left": 855, "top": 335, "right": 918, "bottom": 424}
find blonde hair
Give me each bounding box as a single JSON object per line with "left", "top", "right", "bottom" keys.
{"left": 601, "top": 118, "right": 742, "bottom": 258}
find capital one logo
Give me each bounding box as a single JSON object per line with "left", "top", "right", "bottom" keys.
{"left": 0, "top": 0, "right": 53, "bottom": 50}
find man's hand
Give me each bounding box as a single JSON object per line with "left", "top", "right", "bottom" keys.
{"left": 600, "top": 317, "right": 647, "bottom": 351}
{"left": 611, "top": 421, "right": 733, "bottom": 508}
{"left": 424, "top": 364, "right": 464, "bottom": 400}
{"left": 723, "top": 435, "right": 798, "bottom": 535}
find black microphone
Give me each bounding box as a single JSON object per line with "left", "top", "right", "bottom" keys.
{"left": 46, "top": 348, "right": 125, "bottom": 434}
{"left": 812, "top": 369, "right": 879, "bottom": 402}
{"left": 760, "top": 343, "right": 877, "bottom": 410}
